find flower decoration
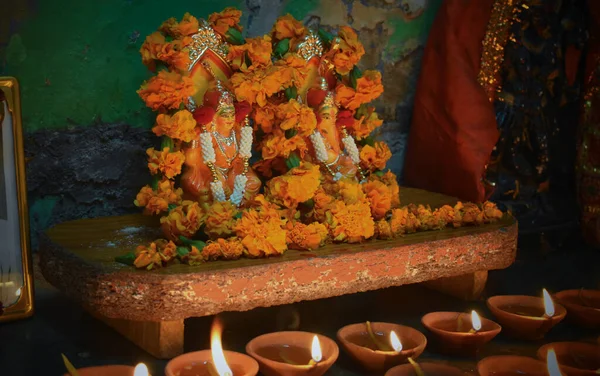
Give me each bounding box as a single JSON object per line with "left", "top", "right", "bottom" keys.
{"left": 147, "top": 147, "right": 186, "bottom": 179}
{"left": 160, "top": 200, "right": 205, "bottom": 242}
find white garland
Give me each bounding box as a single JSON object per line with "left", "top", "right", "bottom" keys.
{"left": 309, "top": 131, "right": 329, "bottom": 163}
{"left": 230, "top": 175, "right": 248, "bottom": 206}
{"left": 210, "top": 181, "right": 227, "bottom": 202}
{"left": 200, "top": 132, "right": 216, "bottom": 163}
{"left": 342, "top": 134, "right": 360, "bottom": 165}
{"left": 239, "top": 126, "right": 253, "bottom": 158}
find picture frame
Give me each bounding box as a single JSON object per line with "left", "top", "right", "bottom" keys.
{"left": 0, "top": 77, "right": 34, "bottom": 322}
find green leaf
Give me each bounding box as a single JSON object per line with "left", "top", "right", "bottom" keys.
{"left": 285, "top": 128, "right": 298, "bottom": 139}
{"left": 374, "top": 170, "right": 384, "bottom": 177}
{"left": 168, "top": 204, "right": 178, "bottom": 212}
{"left": 161, "top": 136, "right": 174, "bottom": 151}
{"left": 176, "top": 246, "right": 190, "bottom": 257}
{"left": 234, "top": 212, "right": 243, "bottom": 219}
{"left": 350, "top": 66, "right": 362, "bottom": 90}
{"left": 362, "top": 136, "right": 375, "bottom": 147}
{"left": 274, "top": 38, "right": 290, "bottom": 57}
{"left": 179, "top": 236, "right": 206, "bottom": 250}
{"left": 226, "top": 28, "right": 245, "bottom": 45}
{"left": 318, "top": 29, "right": 334, "bottom": 46}
{"left": 151, "top": 175, "right": 159, "bottom": 190}
{"left": 285, "top": 152, "right": 301, "bottom": 169}
{"left": 285, "top": 86, "right": 297, "bottom": 100}
{"left": 115, "top": 252, "right": 136, "bottom": 266}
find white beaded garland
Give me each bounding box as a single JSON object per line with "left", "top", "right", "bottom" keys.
{"left": 200, "top": 132, "right": 216, "bottom": 163}
{"left": 239, "top": 126, "right": 253, "bottom": 158}
{"left": 342, "top": 134, "right": 360, "bottom": 165}
{"left": 210, "top": 181, "right": 227, "bottom": 202}
{"left": 309, "top": 131, "right": 329, "bottom": 163}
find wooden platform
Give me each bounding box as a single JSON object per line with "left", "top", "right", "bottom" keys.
{"left": 39, "top": 188, "right": 517, "bottom": 358}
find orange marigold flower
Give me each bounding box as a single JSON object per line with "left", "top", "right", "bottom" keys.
{"left": 140, "top": 32, "right": 166, "bottom": 71}
{"left": 152, "top": 109, "right": 198, "bottom": 142}
{"left": 159, "top": 13, "right": 199, "bottom": 37}
{"left": 181, "top": 245, "right": 205, "bottom": 266}
{"left": 434, "top": 205, "right": 461, "bottom": 228}
{"left": 328, "top": 200, "right": 375, "bottom": 243}
{"left": 271, "top": 14, "right": 306, "bottom": 42}
{"left": 482, "top": 201, "right": 503, "bottom": 222}
{"left": 266, "top": 163, "right": 321, "bottom": 209}
{"left": 362, "top": 180, "right": 392, "bottom": 220}
{"left": 147, "top": 147, "right": 185, "bottom": 179}
{"left": 375, "top": 219, "right": 393, "bottom": 239}
{"left": 275, "top": 99, "right": 317, "bottom": 136}
{"left": 228, "top": 35, "right": 273, "bottom": 72}
{"left": 235, "top": 207, "right": 287, "bottom": 258}
{"left": 259, "top": 131, "right": 308, "bottom": 160}
{"left": 333, "top": 178, "right": 366, "bottom": 205}
{"left": 414, "top": 204, "right": 444, "bottom": 231}
{"left": 253, "top": 157, "right": 288, "bottom": 178}
{"left": 311, "top": 188, "right": 336, "bottom": 222}
{"left": 275, "top": 53, "right": 311, "bottom": 90}
{"left": 201, "top": 238, "right": 244, "bottom": 261}
{"left": 359, "top": 142, "right": 392, "bottom": 172}
{"left": 134, "top": 179, "right": 183, "bottom": 215}
{"left": 351, "top": 107, "right": 383, "bottom": 139}
{"left": 287, "top": 222, "right": 328, "bottom": 250}
{"left": 133, "top": 239, "right": 177, "bottom": 270}
{"left": 157, "top": 39, "right": 191, "bottom": 72}
{"left": 230, "top": 66, "right": 290, "bottom": 107}
{"left": 253, "top": 102, "right": 278, "bottom": 133}
{"left": 327, "top": 26, "right": 365, "bottom": 75}
{"left": 204, "top": 201, "right": 240, "bottom": 239}
{"left": 160, "top": 200, "right": 205, "bottom": 242}
{"left": 208, "top": 7, "right": 242, "bottom": 37}
{"left": 389, "top": 207, "right": 420, "bottom": 235}
{"left": 335, "top": 70, "right": 384, "bottom": 110}
{"left": 138, "top": 71, "right": 196, "bottom": 111}
{"left": 455, "top": 202, "right": 485, "bottom": 225}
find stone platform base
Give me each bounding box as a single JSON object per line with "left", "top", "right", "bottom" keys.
{"left": 39, "top": 188, "right": 517, "bottom": 358}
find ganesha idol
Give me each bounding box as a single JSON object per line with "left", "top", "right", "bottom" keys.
{"left": 179, "top": 20, "right": 261, "bottom": 207}
{"left": 293, "top": 31, "right": 365, "bottom": 182}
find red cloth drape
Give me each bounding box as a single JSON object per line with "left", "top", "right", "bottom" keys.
{"left": 404, "top": 0, "right": 499, "bottom": 203}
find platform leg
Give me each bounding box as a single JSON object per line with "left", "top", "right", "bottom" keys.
{"left": 422, "top": 271, "right": 488, "bottom": 301}
{"left": 89, "top": 311, "right": 184, "bottom": 359}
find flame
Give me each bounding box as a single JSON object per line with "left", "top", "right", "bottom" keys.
{"left": 390, "top": 331, "right": 403, "bottom": 352}
{"left": 543, "top": 289, "right": 555, "bottom": 317}
{"left": 546, "top": 349, "right": 563, "bottom": 376}
{"left": 133, "top": 363, "right": 149, "bottom": 376}
{"left": 15, "top": 287, "right": 22, "bottom": 297}
{"left": 211, "top": 318, "right": 233, "bottom": 376}
{"left": 471, "top": 310, "right": 482, "bottom": 332}
{"left": 311, "top": 335, "right": 323, "bottom": 363}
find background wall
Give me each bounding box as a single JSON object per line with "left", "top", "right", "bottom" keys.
{"left": 1, "top": 0, "right": 442, "bottom": 250}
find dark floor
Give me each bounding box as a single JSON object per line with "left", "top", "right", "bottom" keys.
{"left": 1, "top": 234, "right": 599, "bottom": 376}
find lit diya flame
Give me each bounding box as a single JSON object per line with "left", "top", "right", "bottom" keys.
{"left": 390, "top": 330, "right": 403, "bottom": 352}
{"left": 471, "top": 310, "right": 482, "bottom": 332}
{"left": 546, "top": 349, "right": 564, "bottom": 376}
{"left": 133, "top": 363, "right": 149, "bottom": 376}
{"left": 211, "top": 319, "right": 233, "bottom": 376}
{"left": 311, "top": 335, "right": 323, "bottom": 363}
{"left": 543, "top": 289, "right": 555, "bottom": 317}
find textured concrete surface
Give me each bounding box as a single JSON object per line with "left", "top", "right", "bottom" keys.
{"left": 39, "top": 219, "right": 517, "bottom": 321}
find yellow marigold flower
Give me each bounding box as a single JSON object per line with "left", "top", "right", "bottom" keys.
{"left": 152, "top": 109, "right": 198, "bottom": 142}
{"left": 276, "top": 99, "right": 317, "bottom": 136}
{"left": 328, "top": 201, "right": 375, "bottom": 243}
{"left": 311, "top": 188, "right": 336, "bottom": 222}
{"left": 326, "top": 26, "right": 365, "bottom": 76}
{"left": 434, "top": 205, "right": 461, "bottom": 228}
{"left": 208, "top": 7, "right": 243, "bottom": 37}
{"left": 235, "top": 207, "right": 287, "bottom": 258}
{"left": 201, "top": 238, "right": 244, "bottom": 261}
{"left": 455, "top": 202, "right": 484, "bottom": 225}
{"left": 334, "top": 178, "right": 366, "bottom": 205}
{"left": 482, "top": 201, "right": 503, "bottom": 222}
{"left": 133, "top": 239, "right": 177, "bottom": 270}
{"left": 134, "top": 179, "right": 183, "bottom": 215}
{"left": 138, "top": 71, "right": 196, "bottom": 112}
{"left": 266, "top": 162, "right": 321, "bottom": 209}
{"left": 375, "top": 219, "right": 393, "bottom": 240}
{"left": 204, "top": 201, "right": 240, "bottom": 239}
{"left": 287, "top": 222, "right": 328, "bottom": 250}
{"left": 389, "top": 207, "right": 420, "bottom": 235}
{"left": 228, "top": 35, "right": 273, "bottom": 72}
{"left": 362, "top": 180, "right": 392, "bottom": 220}
{"left": 359, "top": 142, "right": 392, "bottom": 172}
{"left": 335, "top": 70, "right": 384, "bottom": 110}
{"left": 271, "top": 14, "right": 306, "bottom": 42}
{"left": 413, "top": 204, "right": 444, "bottom": 231}
{"left": 147, "top": 147, "right": 185, "bottom": 179}
{"left": 140, "top": 32, "right": 166, "bottom": 71}
{"left": 160, "top": 200, "right": 205, "bottom": 242}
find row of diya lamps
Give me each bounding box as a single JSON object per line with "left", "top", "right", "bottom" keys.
{"left": 66, "top": 288, "right": 600, "bottom": 376}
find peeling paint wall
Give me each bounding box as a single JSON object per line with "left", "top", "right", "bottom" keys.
{"left": 1, "top": 0, "right": 441, "bottom": 249}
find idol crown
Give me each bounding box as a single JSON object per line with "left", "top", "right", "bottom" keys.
{"left": 188, "top": 19, "right": 228, "bottom": 70}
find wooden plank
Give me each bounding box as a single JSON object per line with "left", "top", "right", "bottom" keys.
{"left": 39, "top": 187, "right": 517, "bottom": 322}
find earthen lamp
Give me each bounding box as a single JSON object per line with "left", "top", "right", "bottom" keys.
{"left": 538, "top": 342, "right": 600, "bottom": 376}
{"left": 421, "top": 310, "right": 501, "bottom": 356}
{"left": 477, "top": 355, "right": 548, "bottom": 376}
{"left": 246, "top": 331, "right": 338, "bottom": 376}
{"left": 487, "top": 289, "right": 566, "bottom": 340}
{"left": 337, "top": 322, "right": 427, "bottom": 373}
{"left": 385, "top": 362, "right": 467, "bottom": 376}
{"left": 554, "top": 289, "right": 600, "bottom": 329}
{"left": 64, "top": 363, "right": 150, "bottom": 376}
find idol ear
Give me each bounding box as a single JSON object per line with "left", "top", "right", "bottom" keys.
{"left": 234, "top": 101, "right": 252, "bottom": 123}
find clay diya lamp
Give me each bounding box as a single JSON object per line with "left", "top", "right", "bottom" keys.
{"left": 554, "top": 289, "right": 600, "bottom": 329}
{"left": 477, "top": 356, "right": 547, "bottom": 376}
{"left": 165, "top": 319, "right": 258, "bottom": 376}
{"left": 337, "top": 321, "right": 427, "bottom": 373}
{"left": 385, "top": 361, "right": 467, "bottom": 376}
{"left": 538, "top": 342, "right": 600, "bottom": 376}
{"left": 246, "top": 331, "right": 338, "bottom": 376}
{"left": 487, "top": 289, "right": 567, "bottom": 340}
{"left": 421, "top": 310, "right": 501, "bottom": 356}
{"left": 62, "top": 356, "right": 150, "bottom": 376}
